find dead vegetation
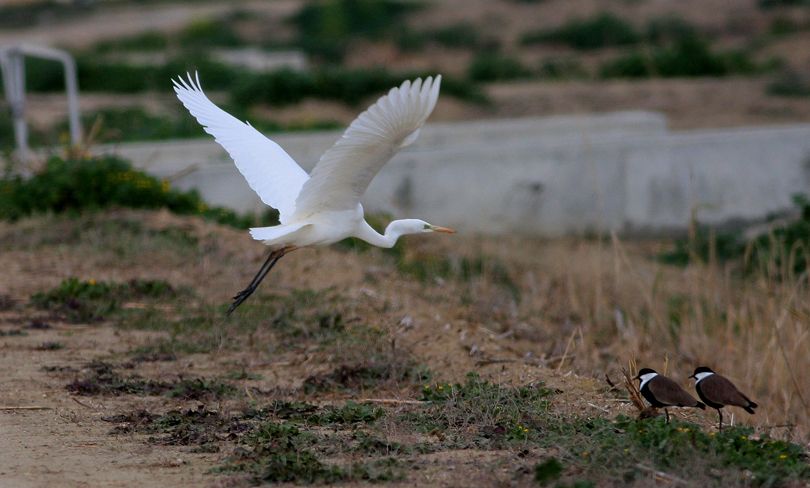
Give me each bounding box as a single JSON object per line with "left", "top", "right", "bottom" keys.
{"left": 0, "top": 210, "right": 808, "bottom": 486}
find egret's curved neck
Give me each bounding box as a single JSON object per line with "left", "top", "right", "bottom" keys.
{"left": 357, "top": 220, "right": 408, "bottom": 248}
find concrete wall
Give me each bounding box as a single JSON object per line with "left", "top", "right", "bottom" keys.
{"left": 97, "top": 111, "right": 810, "bottom": 236}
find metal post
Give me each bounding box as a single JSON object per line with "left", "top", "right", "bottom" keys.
{"left": 63, "top": 54, "right": 81, "bottom": 145}
{"left": 1, "top": 48, "right": 30, "bottom": 162}
{"left": 0, "top": 44, "right": 83, "bottom": 164}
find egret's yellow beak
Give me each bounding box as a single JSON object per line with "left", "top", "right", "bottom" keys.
{"left": 430, "top": 225, "right": 456, "bottom": 234}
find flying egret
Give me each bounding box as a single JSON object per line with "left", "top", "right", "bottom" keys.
{"left": 172, "top": 72, "right": 454, "bottom": 314}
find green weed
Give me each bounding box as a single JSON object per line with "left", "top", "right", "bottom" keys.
{"left": 65, "top": 360, "right": 238, "bottom": 400}
{"left": 600, "top": 36, "right": 761, "bottom": 78}
{"left": 290, "top": 0, "right": 421, "bottom": 61}
{"left": 536, "top": 416, "right": 809, "bottom": 486}
{"left": 314, "top": 402, "right": 384, "bottom": 425}
{"left": 658, "top": 196, "right": 810, "bottom": 278}
{"left": 468, "top": 53, "right": 534, "bottom": 82}
{"left": 768, "top": 70, "right": 810, "bottom": 97}
{"left": 31, "top": 277, "right": 176, "bottom": 323}
{"left": 0, "top": 155, "right": 279, "bottom": 228}
{"left": 93, "top": 31, "right": 170, "bottom": 53}
{"left": 231, "top": 66, "right": 486, "bottom": 108}
{"left": 403, "top": 373, "right": 554, "bottom": 447}
{"left": 221, "top": 420, "right": 345, "bottom": 483}
{"left": 522, "top": 13, "right": 641, "bottom": 50}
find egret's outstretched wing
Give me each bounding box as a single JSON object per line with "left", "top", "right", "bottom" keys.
{"left": 172, "top": 72, "right": 309, "bottom": 223}
{"left": 293, "top": 76, "right": 441, "bottom": 219}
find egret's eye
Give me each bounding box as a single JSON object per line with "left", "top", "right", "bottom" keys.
{"left": 423, "top": 224, "right": 431, "bottom": 230}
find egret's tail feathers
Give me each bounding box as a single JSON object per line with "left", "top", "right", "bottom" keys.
{"left": 249, "top": 223, "right": 310, "bottom": 244}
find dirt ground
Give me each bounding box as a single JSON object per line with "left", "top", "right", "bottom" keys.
{"left": 1, "top": 210, "right": 806, "bottom": 487}
{"left": 0, "top": 211, "right": 672, "bottom": 487}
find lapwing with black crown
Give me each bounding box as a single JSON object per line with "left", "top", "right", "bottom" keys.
{"left": 690, "top": 366, "right": 758, "bottom": 431}
{"left": 636, "top": 368, "right": 705, "bottom": 422}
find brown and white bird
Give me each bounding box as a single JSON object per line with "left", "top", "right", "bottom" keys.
{"left": 690, "top": 366, "right": 758, "bottom": 431}
{"left": 636, "top": 368, "right": 705, "bottom": 422}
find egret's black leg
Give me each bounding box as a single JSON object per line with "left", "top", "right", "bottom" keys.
{"left": 717, "top": 409, "right": 723, "bottom": 431}
{"left": 227, "top": 248, "right": 289, "bottom": 315}
{"left": 233, "top": 250, "right": 280, "bottom": 300}
{"left": 665, "top": 408, "right": 670, "bottom": 423}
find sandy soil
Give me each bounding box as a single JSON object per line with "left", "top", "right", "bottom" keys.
{"left": 0, "top": 211, "right": 642, "bottom": 487}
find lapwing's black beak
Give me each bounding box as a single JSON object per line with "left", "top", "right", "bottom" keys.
{"left": 688, "top": 374, "right": 696, "bottom": 379}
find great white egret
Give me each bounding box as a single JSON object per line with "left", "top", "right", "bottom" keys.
{"left": 173, "top": 72, "right": 454, "bottom": 314}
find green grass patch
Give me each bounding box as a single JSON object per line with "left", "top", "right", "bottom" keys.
{"left": 0, "top": 0, "right": 93, "bottom": 29}
{"left": 12, "top": 48, "right": 486, "bottom": 109}
{"left": 536, "top": 416, "right": 809, "bottom": 486}
{"left": 601, "top": 36, "right": 762, "bottom": 78}
{"left": 538, "top": 57, "right": 589, "bottom": 80}
{"left": 468, "top": 53, "right": 534, "bottom": 82}
{"left": 0, "top": 329, "right": 26, "bottom": 337}
{"left": 93, "top": 31, "right": 170, "bottom": 53}
{"left": 759, "top": 0, "right": 810, "bottom": 8}
{"left": 0, "top": 155, "right": 279, "bottom": 227}
{"left": 220, "top": 418, "right": 405, "bottom": 483}
{"left": 221, "top": 420, "right": 345, "bottom": 483}
{"left": 289, "top": 0, "right": 421, "bottom": 62}
{"left": 659, "top": 196, "right": 810, "bottom": 278}
{"left": 313, "top": 402, "right": 385, "bottom": 425}
{"left": 396, "top": 22, "right": 498, "bottom": 52}
{"left": 178, "top": 17, "right": 244, "bottom": 48}
{"left": 31, "top": 277, "right": 177, "bottom": 323}
{"left": 768, "top": 70, "right": 810, "bottom": 97}
{"left": 105, "top": 406, "right": 237, "bottom": 451}
{"left": 231, "top": 66, "right": 486, "bottom": 107}
{"left": 65, "top": 360, "right": 239, "bottom": 400}
{"left": 401, "top": 373, "right": 554, "bottom": 447}
{"left": 303, "top": 360, "right": 431, "bottom": 394}
{"left": 522, "top": 13, "right": 641, "bottom": 50}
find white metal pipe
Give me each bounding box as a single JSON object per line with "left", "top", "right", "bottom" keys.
{"left": 0, "top": 44, "right": 83, "bottom": 162}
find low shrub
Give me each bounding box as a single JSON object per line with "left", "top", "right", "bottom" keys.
{"left": 601, "top": 36, "right": 760, "bottom": 78}
{"left": 522, "top": 13, "right": 641, "bottom": 50}
{"left": 767, "top": 70, "right": 810, "bottom": 97}
{"left": 289, "top": 0, "right": 421, "bottom": 61}
{"left": 659, "top": 196, "right": 810, "bottom": 277}
{"left": 467, "top": 53, "right": 533, "bottom": 82}
{"left": 232, "top": 67, "right": 487, "bottom": 107}
{"left": 0, "top": 155, "right": 278, "bottom": 228}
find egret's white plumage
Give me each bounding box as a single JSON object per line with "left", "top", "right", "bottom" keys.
{"left": 172, "top": 73, "right": 308, "bottom": 224}
{"left": 172, "top": 72, "right": 452, "bottom": 313}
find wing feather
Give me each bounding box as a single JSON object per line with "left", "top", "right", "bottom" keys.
{"left": 172, "top": 72, "right": 309, "bottom": 223}
{"left": 292, "top": 75, "right": 441, "bottom": 219}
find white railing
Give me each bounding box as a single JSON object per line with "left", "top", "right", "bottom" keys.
{"left": 1, "top": 44, "right": 82, "bottom": 164}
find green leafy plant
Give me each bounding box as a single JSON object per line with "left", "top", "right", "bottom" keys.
{"left": 289, "top": 0, "right": 421, "bottom": 61}
{"left": 468, "top": 53, "right": 533, "bottom": 82}
{"left": 658, "top": 196, "right": 810, "bottom": 278}
{"left": 768, "top": 70, "right": 810, "bottom": 97}
{"left": 0, "top": 155, "right": 278, "bottom": 227}
{"left": 601, "top": 36, "right": 760, "bottom": 78}
{"left": 30, "top": 277, "right": 176, "bottom": 322}
{"left": 522, "top": 13, "right": 641, "bottom": 50}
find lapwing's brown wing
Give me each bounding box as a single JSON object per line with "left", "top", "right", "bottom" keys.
{"left": 649, "top": 375, "right": 703, "bottom": 407}
{"left": 702, "top": 374, "right": 757, "bottom": 411}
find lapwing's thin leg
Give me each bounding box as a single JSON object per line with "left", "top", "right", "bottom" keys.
{"left": 665, "top": 409, "right": 670, "bottom": 423}
{"left": 717, "top": 409, "right": 723, "bottom": 432}
{"left": 227, "top": 247, "right": 294, "bottom": 315}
